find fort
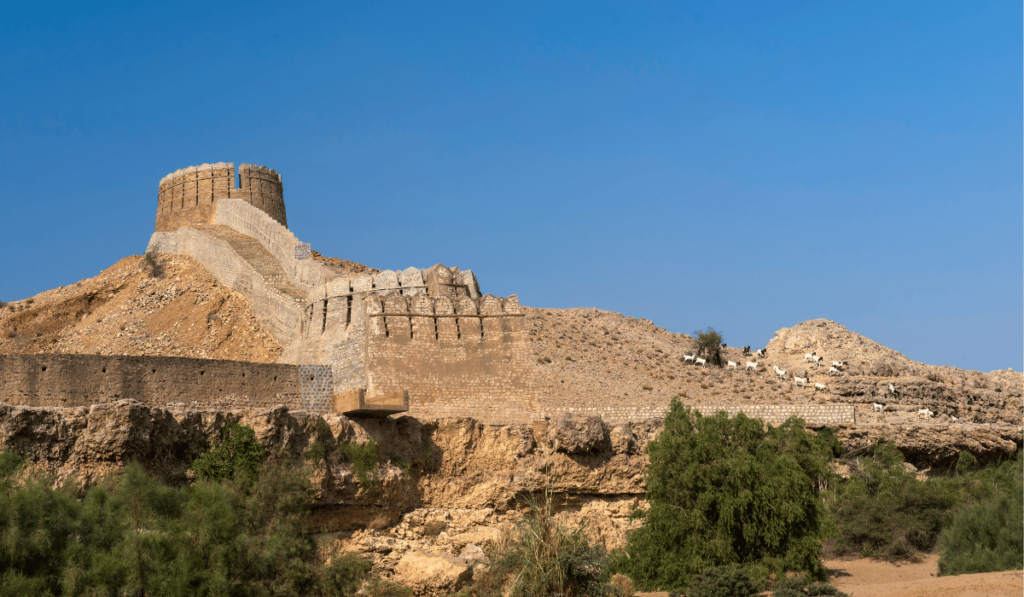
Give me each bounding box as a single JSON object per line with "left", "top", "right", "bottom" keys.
{"left": 0, "top": 161, "right": 859, "bottom": 428}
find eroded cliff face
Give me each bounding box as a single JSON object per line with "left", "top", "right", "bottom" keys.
{"left": 0, "top": 402, "right": 1020, "bottom": 588}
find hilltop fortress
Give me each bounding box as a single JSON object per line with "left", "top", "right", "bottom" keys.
{"left": 147, "top": 162, "right": 542, "bottom": 423}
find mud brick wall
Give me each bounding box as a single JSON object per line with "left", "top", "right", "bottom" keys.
{"left": 363, "top": 293, "right": 541, "bottom": 424}
{"left": 0, "top": 354, "right": 311, "bottom": 410}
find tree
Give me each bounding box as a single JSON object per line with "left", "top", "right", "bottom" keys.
{"left": 612, "top": 399, "right": 839, "bottom": 592}
{"left": 693, "top": 327, "right": 724, "bottom": 367}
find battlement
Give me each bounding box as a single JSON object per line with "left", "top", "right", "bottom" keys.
{"left": 365, "top": 293, "right": 521, "bottom": 341}
{"left": 155, "top": 162, "right": 286, "bottom": 232}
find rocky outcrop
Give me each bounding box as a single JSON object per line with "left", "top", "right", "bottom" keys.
{"left": 0, "top": 401, "right": 1019, "bottom": 586}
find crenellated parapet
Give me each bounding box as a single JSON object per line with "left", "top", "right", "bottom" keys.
{"left": 155, "top": 161, "right": 287, "bottom": 232}
{"left": 363, "top": 293, "right": 521, "bottom": 341}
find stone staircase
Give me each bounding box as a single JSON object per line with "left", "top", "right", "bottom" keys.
{"left": 198, "top": 225, "right": 308, "bottom": 302}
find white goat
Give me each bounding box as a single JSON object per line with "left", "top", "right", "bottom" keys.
{"left": 727, "top": 361, "right": 738, "bottom": 369}
{"left": 794, "top": 376, "right": 807, "bottom": 387}
{"left": 951, "top": 416, "right": 958, "bottom": 423}
{"left": 832, "top": 360, "right": 846, "bottom": 369}
{"left": 683, "top": 354, "right": 695, "bottom": 363}
{"left": 811, "top": 355, "right": 823, "bottom": 366}
{"left": 804, "top": 352, "right": 817, "bottom": 363}
{"left": 888, "top": 383, "right": 898, "bottom": 397}
{"left": 756, "top": 348, "right": 767, "bottom": 358}
{"left": 828, "top": 366, "right": 841, "bottom": 376}
{"left": 872, "top": 403, "right": 885, "bottom": 412}
{"left": 695, "top": 357, "right": 707, "bottom": 368}
{"left": 745, "top": 361, "right": 759, "bottom": 371}
{"left": 814, "top": 383, "right": 827, "bottom": 392}
{"left": 917, "top": 408, "right": 934, "bottom": 419}
{"left": 774, "top": 368, "right": 788, "bottom": 380}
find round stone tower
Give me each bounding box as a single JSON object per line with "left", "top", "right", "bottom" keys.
{"left": 155, "top": 162, "right": 287, "bottom": 232}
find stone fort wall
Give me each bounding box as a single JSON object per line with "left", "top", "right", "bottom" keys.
{"left": 155, "top": 162, "right": 286, "bottom": 232}
{"left": 0, "top": 354, "right": 332, "bottom": 414}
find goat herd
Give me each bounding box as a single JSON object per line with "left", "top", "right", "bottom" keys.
{"left": 680, "top": 348, "right": 943, "bottom": 420}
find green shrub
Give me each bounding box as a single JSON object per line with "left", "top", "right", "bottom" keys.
{"left": 828, "top": 443, "right": 955, "bottom": 561}
{"left": 0, "top": 450, "right": 374, "bottom": 597}
{"left": 937, "top": 451, "right": 1023, "bottom": 576}
{"left": 338, "top": 439, "right": 380, "bottom": 493}
{"left": 191, "top": 421, "right": 266, "bottom": 486}
{"left": 773, "top": 575, "right": 849, "bottom": 597}
{"left": 686, "top": 564, "right": 761, "bottom": 597}
{"left": 458, "top": 488, "right": 622, "bottom": 597}
{"left": 612, "top": 400, "right": 839, "bottom": 592}
{"left": 693, "top": 327, "right": 724, "bottom": 367}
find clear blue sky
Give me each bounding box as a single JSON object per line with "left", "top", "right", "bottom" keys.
{"left": 1, "top": 2, "right": 1020, "bottom": 372}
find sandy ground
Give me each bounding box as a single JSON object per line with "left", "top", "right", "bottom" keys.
{"left": 825, "top": 554, "right": 1023, "bottom": 597}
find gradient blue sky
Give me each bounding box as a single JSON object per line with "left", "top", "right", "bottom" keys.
{"left": 1, "top": 2, "right": 1020, "bottom": 372}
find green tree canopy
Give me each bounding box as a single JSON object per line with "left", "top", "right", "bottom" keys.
{"left": 613, "top": 399, "right": 839, "bottom": 592}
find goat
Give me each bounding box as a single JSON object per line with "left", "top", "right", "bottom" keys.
{"left": 774, "top": 368, "right": 787, "bottom": 380}
{"left": 814, "top": 383, "right": 827, "bottom": 392}
{"left": 888, "top": 383, "right": 899, "bottom": 397}
{"left": 742, "top": 345, "right": 751, "bottom": 356}
{"left": 756, "top": 348, "right": 767, "bottom": 358}
{"left": 828, "top": 366, "right": 840, "bottom": 376}
{"left": 832, "top": 361, "right": 846, "bottom": 369}
{"left": 811, "top": 355, "right": 823, "bottom": 366}
{"left": 917, "top": 408, "right": 934, "bottom": 419}
{"left": 794, "top": 376, "right": 807, "bottom": 387}
{"left": 804, "top": 352, "right": 817, "bottom": 363}
{"left": 745, "top": 361, "right": 759, "bottom": 371}
{"left": 872, "top": 403, "right": 885, "bottom": 412}
{"left": 695, "top": 357, "right": 707, "bottom": 368}
{"left": 951, "top": 415, "right": 958, "bottom": 423}
{"left": 683, "top": 354, "right": 695, "bottom": 363}
{"left": 727, "top": 361, "right": 738, "bottom": 369}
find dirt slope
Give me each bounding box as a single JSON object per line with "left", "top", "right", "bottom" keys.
{"left": 524, "top": 309, "right": 1022, "bottom": 427}
{"left": 0, "top": 254, "right": 282, "bottom": 362}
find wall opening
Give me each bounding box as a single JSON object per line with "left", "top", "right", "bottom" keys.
{"left": 384, "top": 316, "right": 389, "bottom": 338}
{"left": 321, "top": 299, "right": 328, "bottom": 333}
{"left": 455, "top": 317, "right": 461, "bottom": 340}
{"left": 433, "top": 317, "right": 438, "bottom": 341}
{"left": 345, "top": 296, "right": 352, "bottom": 326}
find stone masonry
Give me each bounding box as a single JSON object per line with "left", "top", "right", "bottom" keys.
{"left": 141, "top": 162, "right": 857, "bottom": 427}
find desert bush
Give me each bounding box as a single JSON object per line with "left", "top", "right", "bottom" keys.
{"left": 191, "top": 421, "right": 266, "bottom": 487}
{"left": 458, "top": 487, "right": 623, "bottom": 597}
{"left": 937, "top": 450, "right": 1023, "bottom": 575}
{"left": 0, "top": 451, "right": 373, "bottom": 597}
{"left": 772, "top": 575, "right": 849, "bottom": 597}
{"left": 338, "top": 439, "right": 380, "bottom": 493}
{"left": 827, "top": 442, "right": 953, "bottom": 561}
{"left": 685, "top": 564, "right": 761, "bottom": 597}
{"left": 693, "top": 327, "right": 724, "bottom": 367}
{"left": 142, "top": 250, "right": 163, "bottom": 277}
{"left": 611, "top": 400, "right": 839, "bottom": 592}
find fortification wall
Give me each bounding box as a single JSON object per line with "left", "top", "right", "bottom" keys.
{"left": 214, "top": 199, "right": 334, "bottom": 289}
{"left": 540, "top": 401, "right": 856, "bottom": 427}
{"left": 362, "top": 293, "right": 541, "bottom": 425}
{"left": 238, "top": 164, "right": 286, "bottom": 227}
{"left": 147, "top": 228, "right": 303, "bottom": 348}
{"left": 155, "top": 162, "right": 286, "bottom": 233}
{"left": 0, "top": 354, "right": 332, "bottom": 414}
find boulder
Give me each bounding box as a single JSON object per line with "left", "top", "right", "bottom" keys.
{"left": 459, "top": 543, "right": 489, "bottom": 567}
{"left": 392, "top": 550, "right": 472, "bottom": 597}
{"left": 546, "top": 414, "right": 609, "bottom": 454}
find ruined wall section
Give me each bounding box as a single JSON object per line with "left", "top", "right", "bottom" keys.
{"left": 363, "top": 292, "right": 541, "bottom": 425}
{"left": 147, "top": 228, "right": 303, "bottom": 348}
{"left": 0, "top": 354, "right": 333, "bottom": 414}
{"left": 214, "top": 199, "right": 336, "bottom": 289}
